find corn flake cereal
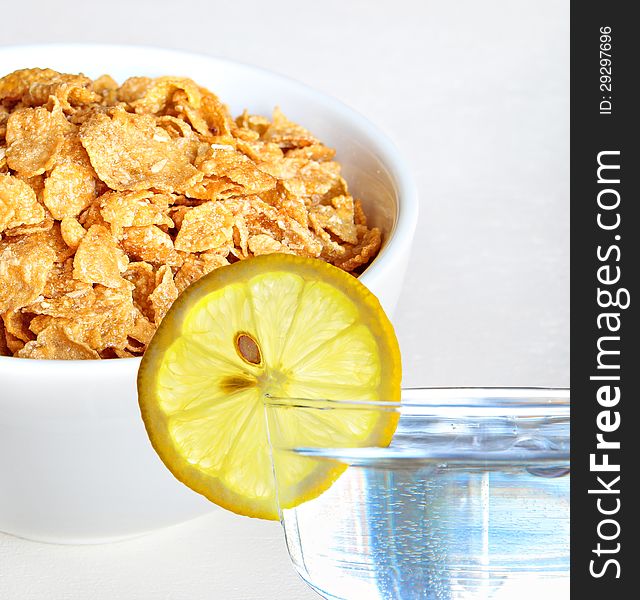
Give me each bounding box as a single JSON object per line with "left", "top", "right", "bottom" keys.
{"left": 5, "top": 104, "right": 69, "bottom": 177}
{"left": 121, "top": 225, "right": 182, "bottom": 266}
{"left": 0, "top": 68, "right": 382, "bottom": 359}
{"left": 174, "top": 201, "right": 233, "bottom": 253}
{"left": 73, "top": 224, "right": 129, "bottom": 288}
{"left": 263, "top": 107, "right": 318, "bottom": 149}
{"left": 2, "top": 310, "right": 35, "bottom": 343}
{"left": 60, "top": 216, "right": 87, "bottom": 250}
{"left": 0, "top": 173, "right": 45, "bottom": 232}
{"left": 0, "top": 235, "right": 56, "bottom": 312}
{"left": 174, "top": 252, "right": 229, "bottom": 294}
{"left": 195, "top": 145, "right": 275, "bottom": 194}
{"left": 123, "top": 261, "right": 156, "bottom": 319}
{"left": 43, "top": 163, "right": 97, "bottom": 219}
{"left": 100, "top": 190, "right": 173, "bottom": 233}
{"left": 149, "top": 265, "right": 178, "bottom": 324}
{"left": 0, "top": 318, "right": 9, "bottom": 356}
{"left": 335, "top": 226, "right": 382, "bottom": 272}
{"left": 79, "top": 108, "right": 201, "bottom": 192}
{"left": 248, "top": 234, "right": 294, "bottom": 257}
{"left": 17, "top": 323, "right": 100, "bottom": 360}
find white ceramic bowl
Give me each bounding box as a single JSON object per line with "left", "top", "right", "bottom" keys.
{"left": 0, "top": 44, "right": 418, "bottom": 543}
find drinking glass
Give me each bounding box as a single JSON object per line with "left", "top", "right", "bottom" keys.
{"left": 264, "top": 388, "right": 569, "bottom": 600}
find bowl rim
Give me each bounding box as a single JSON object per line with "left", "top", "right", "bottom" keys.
{"left": 0, "top": 43, "right": 419, "bottom": 368}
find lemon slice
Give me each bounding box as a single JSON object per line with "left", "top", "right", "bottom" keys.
{"left": 138, "top": 254, "right": 401, "bottom": 519}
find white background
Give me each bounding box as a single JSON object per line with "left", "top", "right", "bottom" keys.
{"left": 0, "top": 0, "right": 569, "bottom": 598}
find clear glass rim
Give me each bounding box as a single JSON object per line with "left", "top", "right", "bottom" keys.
{"left": 265, "top": 387, "right": 570, "bottom": 461}
{"left": 264, "top": 386, "right": 570, "bottom": 413}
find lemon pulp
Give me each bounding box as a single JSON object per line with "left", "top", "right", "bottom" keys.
{"left": 138, "top": 254, "right": 401, "bottom": 519}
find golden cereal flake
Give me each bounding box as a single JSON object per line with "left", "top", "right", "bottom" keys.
{"left": 100, "top": 190, "right": 173, "bottom": 232}
{"left": 116, "top": 77, "right": 153, "bottom": 103}
{"left": 259, "top": 157, "right": 343, "bottom": 201}
{"left": 178, "top": 102, "right": 210, "bottom": 137}
{"left": 263, "top": 185, "right": 309, "bottom": 227}
{"left": 29, "top": 305, "right": 97, "bottom": 350}
{"left": 16, "top": 324, "right": 99, "bottom": 360}
{"left": 128, "top": 76, "right": 202, "bottom": 115}
{"left": 236, "top": 139, "right": 284, "bottom": 165}
{"left": 257, "top": 156, "right": 306, "bottom": 180}
{"left": 125, "top": 336, "right": 146, "bottom": 353}
{"left": 149, "top": 265, "right": 178, "bottom": 324}
{"left": 354, "top": 199, "right": 368, "bottom": 226}
{"left": 40, "top": 222, "right": 77, "bottom": 263}
{"left": 286, "top": 144, "right": 336, "bottom": 162}
{"left": 235, "top": 111, "right": 271, "bottom": 136}
{"left": 248, "top": 234, "right": 295, "bottom": 257}
{"left": 0, "top": 235, "right": 55, "bottom": 312}
{"left": 0, "top": 319, "right": 10, "bottom": 356}
{"left": 22, "top": 72, "right": 101, "bottom": 112}
{"left": 112, "top": 348, "right": 136, "bottom": 358}
{"left": 168, "top": 205, "right": 190, "bottom": 230}
{"left": 26, "top": 284, "right": 97, "bottom": 319}
{"left": 5, "top": 104, "right": 69, "bottom": 177}
{"left": 174, "top": 201, "right": 234, "bottom": 253}
{"left": 60, "top": 216, "right": 87, "bottom": 250}
{"left": 31, "top": 285, "right": 136, "bottom": 353}
{"left": 78, "top": 199, "right": 108, "bottom": 230}
{"left": 278, "top": 216, "right": 322, "bottom": 257}
{"left": 174, "top": 252, "right": 229, "bottom": 294}
{"left": 124, "top": 261, "right": 157, "bottom": 319}
{"left": 2, "top": 310, "right": 35, "bottom": 343}
{"left": 14, "top": 173, "right": 44, "bottom": 199}
{"left": 56, "top": 131, "right": 94, "bottom": 169}
{"left": 92, "top": 285, "right": 137, "bottom": 350}
{"left": 2, "top": 216, "right": 54, "bottom": 238}
{"left": 79, "top": 108, "right": 202, "bottom": 192}
{"left": 42, "top": 258, "right": 91, "bottom": 298}
{"left": 73, "top": 224, "right": 129, "bottom": 288}
{"left": 228, "top": 195, "right": 281, "bottom": 240}
{"left": 229, "top": 125, "right": 259, "bottom": 142}
{"left": 335, "top": 226, "right": 382, "bottom": 272}
{"left": 195, "top": 145, "right": 276, "bottom": 195}
{"left": 93, "top": 74, "right": 118, "bottom": 95}
{"left": 28, "top": 314, "right": 101, "bottom": 353}
{"left": 129, "top": 308, "right": 156, "bottom": 345}
{"left": 43, "top": 163, "right": 97, "bottom": 220}
{"left": 155, "top": 115, "right": 196, "bottom": 140}
{"left": 197, "top": 91, "right": 234, "bottom": 138}
{"left": 121, "top": 225, "right": 182, "bottom": 266}
{"left": 262, "top": 107, "right": 318, "bottom": 149}
{"left": 307, "top": 212, "right": 347, "bottom": 262}
{"left": 0, "top": 174, "right": 46, "bottom": 233}
{"left": 296, "top": 161, "right": 343, "bottom": 198}
{"left": 0, "top": 68, "right": 63, "bottom": 103}
{"left": 231, "top": 213, "right": 250, "bottom": 257}
{"left": 181, "top": 177, "right": 244, "bottom": 201}
{"left": 309, "top": 195, "right": 358, "bottom": 244}
{"left": 4, "top": 329, "right": 25, "bottom": 354}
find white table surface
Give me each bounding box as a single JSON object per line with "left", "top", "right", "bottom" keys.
{"left": 0, "top": 1, "right": 569, "bottom": 598}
